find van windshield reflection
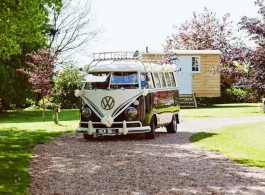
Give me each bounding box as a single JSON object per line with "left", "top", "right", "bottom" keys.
{"left": 83, "top": 72, "right": 139, "bottom": 89}
{"left": 111, "top": 72, "right": 138, "bottom": 84}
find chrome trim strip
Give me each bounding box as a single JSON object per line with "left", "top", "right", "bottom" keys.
{"left": 76, "top": 120, "right": 151, "bottom": 135}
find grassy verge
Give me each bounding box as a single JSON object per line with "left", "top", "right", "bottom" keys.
{"left": 0, "top": 109, "right": 80, "bottom": 123}
{"left": 181, "top": 103, "right": 264, "bottom": 118}
{"left": 0, "top": 109, "right": 79, "bottom": 194}
{"left": 190, "top": 121, "right": 265, "bottom": 169}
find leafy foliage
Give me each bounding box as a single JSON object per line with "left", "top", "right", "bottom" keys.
{"left": 0, "top": 64, "right": 34, "bottom": 110}
{"left": 0, "top": 0, "right": 62, "bottom": 59}
{"left": 219, "top": 88, "right": 252, "bottom": 104}
{"left": 0, "top": 41, "right": 47, "bottom": 111}
{"left": 237, "top": 0, "right": 265, "bottom": 97}
{"left": 53, "top": 66, "right": 85, "bottom": 108}
{"left": 164, "top": 8, "right": 249, "bottom": 87}
{"left": 0, "top": 0, "right": 63, "bottom": 111}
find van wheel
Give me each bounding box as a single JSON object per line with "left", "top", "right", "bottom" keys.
{"left": 83, "top": 133, "right": 93, "bottom": 141}
{"left": 166, "top": 115, "right": 177, "bottom": 133}
{"left": 145, "top": 117, "right": 155, "bottom": 139}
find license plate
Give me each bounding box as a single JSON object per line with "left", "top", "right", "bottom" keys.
{"left": 96, "top": 129, "right": 118, "bottom": 134}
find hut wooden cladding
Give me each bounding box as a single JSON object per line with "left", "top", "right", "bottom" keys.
{"left": 142, "top": 50, "right": 221, "bottom": 98}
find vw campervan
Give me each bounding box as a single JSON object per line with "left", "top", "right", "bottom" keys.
{"left": 75, "top": 51, "right": 180, "bottom": 140}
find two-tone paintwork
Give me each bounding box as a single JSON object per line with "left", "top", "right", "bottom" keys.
{"left": 76, "top": 52, "right": 180, "bottom": 139}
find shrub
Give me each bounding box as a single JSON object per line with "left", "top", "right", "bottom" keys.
{"left": 52, "top": 66, "right": 84, "bottom": 109}
{"left": 222, "top": 88, "right": 249, "bottom": 103}
{"left": 196, "top": 87, "right": 255, "bottom": 105}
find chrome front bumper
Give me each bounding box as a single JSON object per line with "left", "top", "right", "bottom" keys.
{"left": 76, "top": 120, "right": 151, "bottom": 135}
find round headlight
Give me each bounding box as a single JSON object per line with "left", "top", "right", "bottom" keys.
{"left": 82, "top": 107, "right": 91, "bottom": 118}
{"left": 125, "top": 107, "right": 137, "bottom": 118}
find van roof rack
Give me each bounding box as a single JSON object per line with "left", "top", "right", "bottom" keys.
{"left": 92, "top": 51, "right": 141, "bottom": 61}
{"left": 92, "top": 51, "right": 168, "bottom": 64}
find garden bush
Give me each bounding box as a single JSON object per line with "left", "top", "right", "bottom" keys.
{"left": 197, "top": 87, "right": 256, "bottom": 105}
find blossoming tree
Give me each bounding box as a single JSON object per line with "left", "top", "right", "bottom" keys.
{"left": 17, "top": 49, "right": 57, "bottom": 121}
{"left": 237, "top": 0, "right": 265, "bottom": 97}
{"left": 164, "top": 8, "right": 249, "bottom": 88}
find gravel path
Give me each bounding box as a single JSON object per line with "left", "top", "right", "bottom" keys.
{"left": 29, "top": 117, "right": 265, "bottom": 195}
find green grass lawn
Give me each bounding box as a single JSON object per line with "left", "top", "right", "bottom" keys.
{"left": 0, "top": 109, "right": 79, "bottom": 195}
{"left": 0, "top": 109, "right": 80, "bottom": 123}
{"left": 181, "top": 103, "right": 264, "bottom": 118}
{"left": 187, "top": 103, "right": 265, "bottom": 169}
{"left": 190, "top": 122, "right": 265, "bottom": 169}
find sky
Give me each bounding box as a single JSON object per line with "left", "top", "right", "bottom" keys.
{"left": 77, "top": 0, "right": 259, "bottom": 65}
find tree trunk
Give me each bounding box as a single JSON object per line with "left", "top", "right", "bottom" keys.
{"left": 42, "top": 99, "right": 45, "bottom": 122}
{"left": 35, "top": 93, "right": 42, "bottom": 106}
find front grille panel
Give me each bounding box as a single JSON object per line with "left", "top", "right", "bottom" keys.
{"left": 80, "top": 111, "right": 140, "bottom": 128}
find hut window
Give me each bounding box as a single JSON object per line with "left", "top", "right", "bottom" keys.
{"left": 192, "top": 57, "right": 200, "bottom": 72}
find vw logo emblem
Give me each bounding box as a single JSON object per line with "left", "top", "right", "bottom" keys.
{"left": 101, "top": 96, "right": 115, "bottom": 110}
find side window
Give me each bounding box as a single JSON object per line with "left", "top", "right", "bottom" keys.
{"left": 159, "top": 72, "right": 167, "bottom": 87}
{"left": 146, "top": 73, "right": 154, "bottom": 88}
{"left": 169, "top": 72, "right": 176, "bottom": 87}
{"left": 140, "top": 73, "right": 147, "bottom": 88}
{"left": 192, "top": 57, "right": 200, "bottom": 72}
{"left": 153, "top": 72, "right": 161, "bottom": 88}
{"left": 164, "top": 72, "right": 171, "bottom": 87}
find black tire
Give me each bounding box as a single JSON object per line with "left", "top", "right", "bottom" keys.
{"left": 166, "top": 115, "right": 177, "bottom": 133}
{"left": 83, "top": 133, "right": 94, "bottom": 141}
{"left": 145, "top": 117, "right": 155, "bottom": 139}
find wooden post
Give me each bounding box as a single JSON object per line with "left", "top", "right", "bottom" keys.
{"left": 54, "top": 105, "right": 60, "bottom": 124}
{"left": 261, "top": 98, "right": 265, "bottom": 113}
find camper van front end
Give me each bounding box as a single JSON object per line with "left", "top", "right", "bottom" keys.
{"left": 76, "top": 91, "right": 152, "bottom": 135}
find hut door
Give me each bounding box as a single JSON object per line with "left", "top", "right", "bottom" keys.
{"left": 176, "top": 56, "right": 192, "bottom": 94}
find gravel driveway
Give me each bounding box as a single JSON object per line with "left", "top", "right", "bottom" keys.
{"left": 29, "top": 117, "right": 265, "bottom": 195}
